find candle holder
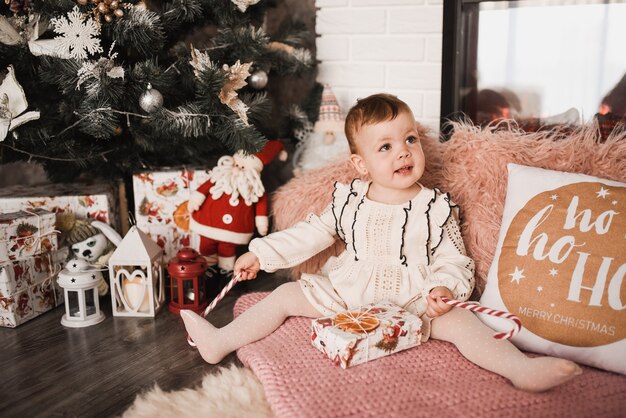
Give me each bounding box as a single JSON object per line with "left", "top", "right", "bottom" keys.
{"left": 57, "top": 259, "right": 105, "bottom": 328}
{"left": 108, "top": 226, "right": 165, "bottom": 317}
{"left": 167, "top": 248, "right": 209, "bottom": 314}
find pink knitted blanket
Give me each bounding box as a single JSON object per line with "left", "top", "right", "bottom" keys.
{"left": 235, "top": 292, "right": 626, "bottom": 418}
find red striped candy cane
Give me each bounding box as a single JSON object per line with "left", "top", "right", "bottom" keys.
{"left": 187, "top": 273, "right": 241, "bottom": 347}
{"left": 440, "top": 297, "right": 522, "bottom": 340}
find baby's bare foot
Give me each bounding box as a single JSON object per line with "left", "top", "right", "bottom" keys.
{"left": 511, "top": 357, "right": 582, "bottom": 392}
{"left": 180, "top": 310, "right": 229, "bottom": 364}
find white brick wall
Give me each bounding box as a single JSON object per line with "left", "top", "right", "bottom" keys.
{"left": 316, "top": 0, "right": 443, "bottom": 131}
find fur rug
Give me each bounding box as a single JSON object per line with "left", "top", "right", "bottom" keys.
{"left": 122, "top": 365, "right": 272, "bottom": 418}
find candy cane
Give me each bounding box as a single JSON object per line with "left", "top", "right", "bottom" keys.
{"left": 440, "top": 297, "right": 522, "bottom": 340}
{"left": 187, "top": 273, "right": 241, "bottom": 347}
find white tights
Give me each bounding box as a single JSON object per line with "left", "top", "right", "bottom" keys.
{"left": 181, "top": 281, "right": 581, "bottom": 392}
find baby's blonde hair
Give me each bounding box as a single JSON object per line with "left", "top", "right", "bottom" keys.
{"left": 344, "top": 93, "right": 414, "bottom": 154}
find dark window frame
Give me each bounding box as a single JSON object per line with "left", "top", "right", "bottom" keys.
{"left": 440, "top": 0, "right": 522, "bottom": 137}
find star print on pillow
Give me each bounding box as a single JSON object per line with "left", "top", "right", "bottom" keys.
{"left": 478, "top": 163, "right": 626, "bottom": 375}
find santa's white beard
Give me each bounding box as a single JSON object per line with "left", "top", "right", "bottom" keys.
{"left": 208, "top": 156, "right": 265, "bottom": 206}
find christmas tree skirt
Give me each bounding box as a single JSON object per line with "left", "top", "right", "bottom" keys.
{"left": 235, "top": 292, "right": 626, "bottom": 418}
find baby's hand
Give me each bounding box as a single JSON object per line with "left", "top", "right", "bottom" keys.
{"left": 426, "top": 286, "right": 453, "bottom": 318}
{"left": 234, "top": 252, "right": 261, "bottom": 281}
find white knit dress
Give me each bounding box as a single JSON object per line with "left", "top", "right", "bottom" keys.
{"left": 249, "top": 179, "right": 475, "bottom": 320}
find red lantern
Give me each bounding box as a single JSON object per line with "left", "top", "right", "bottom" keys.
{"left": 167, "top": 248, "right": 208, "bottom": 314}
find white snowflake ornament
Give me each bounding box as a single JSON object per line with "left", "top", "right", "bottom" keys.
{"left": 50, "top": 6, "right": 103, "bottom": 60}
{"left": 0, "top": 65, "right": 40, "bottom": 142}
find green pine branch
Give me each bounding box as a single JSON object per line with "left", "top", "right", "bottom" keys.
{"left": 0, "top": 0, "right": 315, "bottom": 180}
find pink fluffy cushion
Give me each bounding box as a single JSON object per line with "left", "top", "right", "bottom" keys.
{"left": 442, "top": 122, "right": 626, "bottom": 292}
{"left": 271, "top": 121, "right": 626, "bottom": 293}
{"left": 271, "top": 135, "right": 445, "bottom": 278}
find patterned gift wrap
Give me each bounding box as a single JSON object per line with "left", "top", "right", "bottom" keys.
{"left": 0, "top": 209, "right": 58, "bottom": 263}
{"left": 0, "top": 247, "right": 68, "bottom": 328}
{"left": 139, "top": 224, "right": 200, "bottom": 261}
{"left": 311, "top": 301, "right": 423, "bottom": 369}
{"left": 0, "top": 247, "right": 69, "bottom": 296}
{"left": 0, "top": 182, "right": 120, "bottom": 233}
{"left": 133, "top": 168, "right": 211, "bottom": 259}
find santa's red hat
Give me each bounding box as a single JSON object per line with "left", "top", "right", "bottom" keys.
{"left": 235, "top": 140, "right": 286, "bottom": 172}
{"left": 255, "top": 139, "right": 285, "bottom": 166}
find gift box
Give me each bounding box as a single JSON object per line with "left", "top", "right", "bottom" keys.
{"left": 133, "top": 168, "right": 211, "bottom": 259}
{"left": 311, "top": 301, "right": 423, "bottom": 369}
{"left": 0, "top": 247, "right": 68, "bottom": 296}
{"left": 0, "top": 247, "right": 68, "bottom": 328}
{"left": 0, "top": 182, "right": 120, "bottom": 233}
{"left": 138, "top": 224, "right": 199, "bottom": 261}
{"left": 0, "top": 209, "right": 58, "bottom": 263}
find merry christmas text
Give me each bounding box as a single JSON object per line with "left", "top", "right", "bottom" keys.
{"left": 518, "top": 306, "right": 616, "bottom": 336}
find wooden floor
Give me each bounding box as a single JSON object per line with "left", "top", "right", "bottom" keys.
{"left": 0, "top": 272, "right": 287, "bottom": 418}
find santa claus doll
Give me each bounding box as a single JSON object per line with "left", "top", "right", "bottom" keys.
{"left": 187, "top": 140, "right": 286, "bottom": 275}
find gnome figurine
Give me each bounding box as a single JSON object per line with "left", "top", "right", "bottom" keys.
{"left": 314, "top": 84, "right": 346, "bottom": 145}
{"left": 294, "top": 84, "right": 350, "bottom": 173}
{"left": 187, "top": 140, "right": 286, "bottom": 275}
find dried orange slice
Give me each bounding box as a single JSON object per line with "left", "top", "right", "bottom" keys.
{"left": 173, "top": 201, "right": 190, "bottom": 231}
{"left": 334, "top": 311, "right": 380, "bottom": 334}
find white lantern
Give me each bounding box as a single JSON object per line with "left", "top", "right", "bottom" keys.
{"left": 108, "top": 226, "right": 164, "bottom": 317}
{"left": 57, "top": 259, "right": 105, "bottom": 328}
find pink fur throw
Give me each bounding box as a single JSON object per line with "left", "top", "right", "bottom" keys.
{"left": 270, "top": 135, "right": 445, "bottom": 278}
{"left": 441, "top": 122, "right": 626, "bottom": 292}
{"left": 270, "top": 121, "right": 626, "bottom": 292}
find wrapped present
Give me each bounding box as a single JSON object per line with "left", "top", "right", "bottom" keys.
{"left": 138, "top": 224, "right": 199, "bottom": 261}
{"left": 0, "top": 247, "right": 68, "bottom": 328}
{"left": 0, "top": 182, "right": 120, "bottom": 233}
{"left": 133, "top": 168, "right": 211, "bottom": 259}
{"left": 1, "top": 247, "right": 68, "bottom": 296}
{"left": 0, "top": 209, "right": 58, "bottom": 263}
{"left": 311, "top": 301, "right": 423, "bottom": 369}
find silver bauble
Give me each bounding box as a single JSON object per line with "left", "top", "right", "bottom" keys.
{"left": 248, "top": 70, "right": 268, "bottom": 90}
{"left": 139, "top": 83, "right": 164, "bottom": 113}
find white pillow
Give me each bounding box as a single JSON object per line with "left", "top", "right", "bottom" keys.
{"left": 479, "top": 163, "right": 626, "bottom": 374}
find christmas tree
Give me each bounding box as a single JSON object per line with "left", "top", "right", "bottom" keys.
{"left": 0, "top": 0, "right": 315, "bottom": 181}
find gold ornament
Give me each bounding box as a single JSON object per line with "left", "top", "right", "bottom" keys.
{"left": 219, "top": 60, "right": 252, "bottom": 125}
{"left": 86, "top": 0, "right": 128, "bottom": 24}
{"left": 189, "top": 46, "right": 213, "bottom": 77}
{"left": 269, "top": 41, "right": 295, "bottom": 55}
